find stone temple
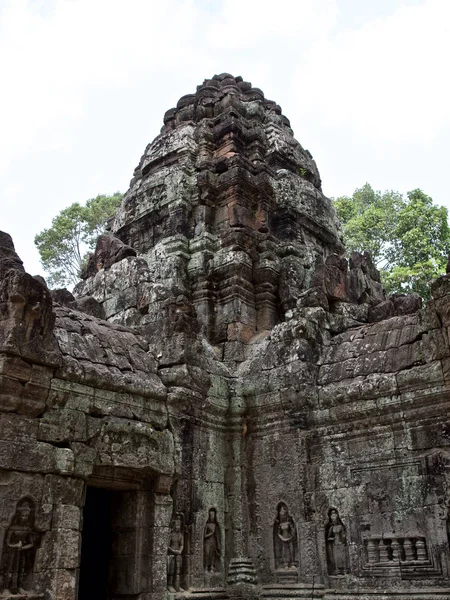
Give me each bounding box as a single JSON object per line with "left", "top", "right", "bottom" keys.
{"left": 1, "top": 73, "right": 450, "bottom": 600}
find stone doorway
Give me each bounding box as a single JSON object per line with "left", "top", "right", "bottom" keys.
{"left": 78, "top": 478, "right": 153, "bottom": 600}
{"left": 78, "top": 486, "right": 114, "bottom": 600}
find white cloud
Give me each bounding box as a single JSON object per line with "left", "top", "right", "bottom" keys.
{"left": 207, "top": 0, "right": 338, "bottom": 48}
{"left": 0, "top": 0, "right": 204, "bottom": 173}
{"left": 0, "top": 0, "right": 448, "bottom": 276}
{"left": 293, "top": 0, "right": 450, "bottom": 144}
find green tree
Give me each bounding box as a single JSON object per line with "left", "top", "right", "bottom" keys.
{"left": 333, "top": 184, "right": 404, "bottom": 266}
{"left": 334, "top": 184, "right": 450, "bottom": 299}
{"left": 83, "top": 193, "right": 124, "bottom": 245}
{"left": 35, "top": 192, "right": 123, "bottom": 288}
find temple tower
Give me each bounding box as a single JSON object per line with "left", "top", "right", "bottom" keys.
{"left": 106, "top": 73, "right": 343, "bottom": 356}
{"left": 1, "top": 75, "right": 449, "bottom": 600}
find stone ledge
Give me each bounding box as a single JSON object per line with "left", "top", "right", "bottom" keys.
{"left": 173, "top": 589, "right": 229, "bottom": 600}
{"left": 261, "top": 584, "right": 326, "bottom": 598}
{"left": 324, "top": 592, "right": 450, "bottom": 600}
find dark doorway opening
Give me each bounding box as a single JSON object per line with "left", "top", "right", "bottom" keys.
{"left": 78, "top": 487, "right": 113, "bottom": 600}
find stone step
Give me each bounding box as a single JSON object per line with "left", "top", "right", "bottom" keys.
{"left": 176, "top": 588, "right": 229, "bottom": 600}
{"left": 324, "top": 590, "right": 450, "bottom": 600}
{"left": 261, "top": 583, "right": 326, "bottom": 599}
{"left": 0, "top": 595, "right": 44, "bottom": 600}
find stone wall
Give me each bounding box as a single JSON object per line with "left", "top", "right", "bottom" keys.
{"left": 1, "top": 75, "right": 450, "bottom": 600}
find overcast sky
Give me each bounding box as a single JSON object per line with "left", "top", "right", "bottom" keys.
{"left": 1, "top": 0, "right": 449, "bottom": 277}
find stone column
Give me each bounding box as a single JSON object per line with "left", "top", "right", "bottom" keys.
{"left": 212, "top": 249, "right": 255, "bottom": 345}
{"left": 391, "top": 538, "right": 400, "bottom": 562}
{"left": 226, "top": 397, "right": 247, "bottom": 560}
{"left": 150, "top": 475, "right": 173, "bottom": 600}
{"left": 416, "top": 538, "right": 428, "bottom": 561}
{"left": 379, "top": 540, "right": 390, "bottom": 562}
{"left": 254, "top": 259, "right": 280, "bottom": 332}
{"left": 366, "top": 538, "right": 379, "bottom": 564}
{"left": 403, "top": 538, "right": 414, "bottom": 561}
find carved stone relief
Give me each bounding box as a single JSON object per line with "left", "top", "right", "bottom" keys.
{"left": 0, "top": 497, "right": 40, "bottom": 596}
{"left": 273, "top": 502, "right": 298, "bottom": 571}
{"left": 3, "top": 72, "right": 450, "bottom": 599}
{"left": 447, "top": 503, "right": 450, "bottom": 549}
{"left": 167, "top": 512, "right": 185, "bottom": 592}
{"left": 361, "top": 532, "right": 442, "bottom": 577}
{"left": 325, "top": 508, "right": 349, "bottom": 576}
{"left": 364, "top": 535, "right": 429, "bottom": 565}
{"left": 203, "top": 508, "right": 221, "bottom": 573}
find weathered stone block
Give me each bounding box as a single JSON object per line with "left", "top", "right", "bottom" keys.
{"left": 318, "top": 377, "right": 363, "bottom": 407}
{"left": 42, "top": 475, "right": 85, "bottom": 506}
{"left": 0, "top": 412, "right": 39, "bottom": 440}
{"left": 40, "top": 568, "right": 77, "bottom": 600}
{"left": 397, "top": 361, "right": 444, "bottom": 392}
{"left": 354, "top": 350, "right": 386, "bottom": 377}
{"left": 70, "top": 442, "right": 96, "bottom": 477}
{"left": 0, "top": 374, "right": 23, "bottom": 411}
{"left": 368, "top": 300, "right": 395, "bottom": 322}
{"left": 422, "top": 328, "right": 449, "bottom": 362}
{"left": 440, "top": 356, "right": 450, "bottom": 385}
{"left": 38, "top": 529, "right": 81, "bottom": 569}
{"left": 385, "top": 341, "right": 422, "bottom": 372}
{"left": 0, "top": 354, "right": 31, "bottom": 381}
{"left": 360, "top": 372, "right": 398, "bottom": 399}
{"left": 53, "top": 504, "right": 81, "bottom": 530}
{"left": 430, "top": 274, "right": 450, "bottom": 299}
{"left": 0, "top": 439, "right": 60, "bottom": 473}
{"left": 390, "top": 292, "right": 422, "bottom": 315}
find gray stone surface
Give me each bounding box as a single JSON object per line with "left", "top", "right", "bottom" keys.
{"left": 1, "top": 74, "right": 449, "bottom": 600}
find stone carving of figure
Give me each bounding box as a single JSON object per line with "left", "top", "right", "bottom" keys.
{"left": 203, "top": 508, "right": 221, "bottom": 572}
{"left": 167, "top": 513, "right": 184, "bottom": 592}
{"left": 447, "top": 504, "right": 450, "bottom": 549}
{"left": 0, "top": 498, "right": 39, "bottom": 595}
{"left": 273, "top": 502, "right": 298, "bottom": 570}
{"left": 325, "top": 508, "right": 349, "bottom": 576}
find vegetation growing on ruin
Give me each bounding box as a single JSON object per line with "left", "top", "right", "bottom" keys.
{"left": 35, "top": 192, "right": 123, "bottom": 288}
{"left": 334, "top": 184, "right": 450, "bottom": 299}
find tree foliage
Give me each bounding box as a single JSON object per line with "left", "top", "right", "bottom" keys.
{"left": 35, "top": 192, "right": 123, "bottom": 288}
{"left": 334, "top": 184, "right": 450, "bottom": 299}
